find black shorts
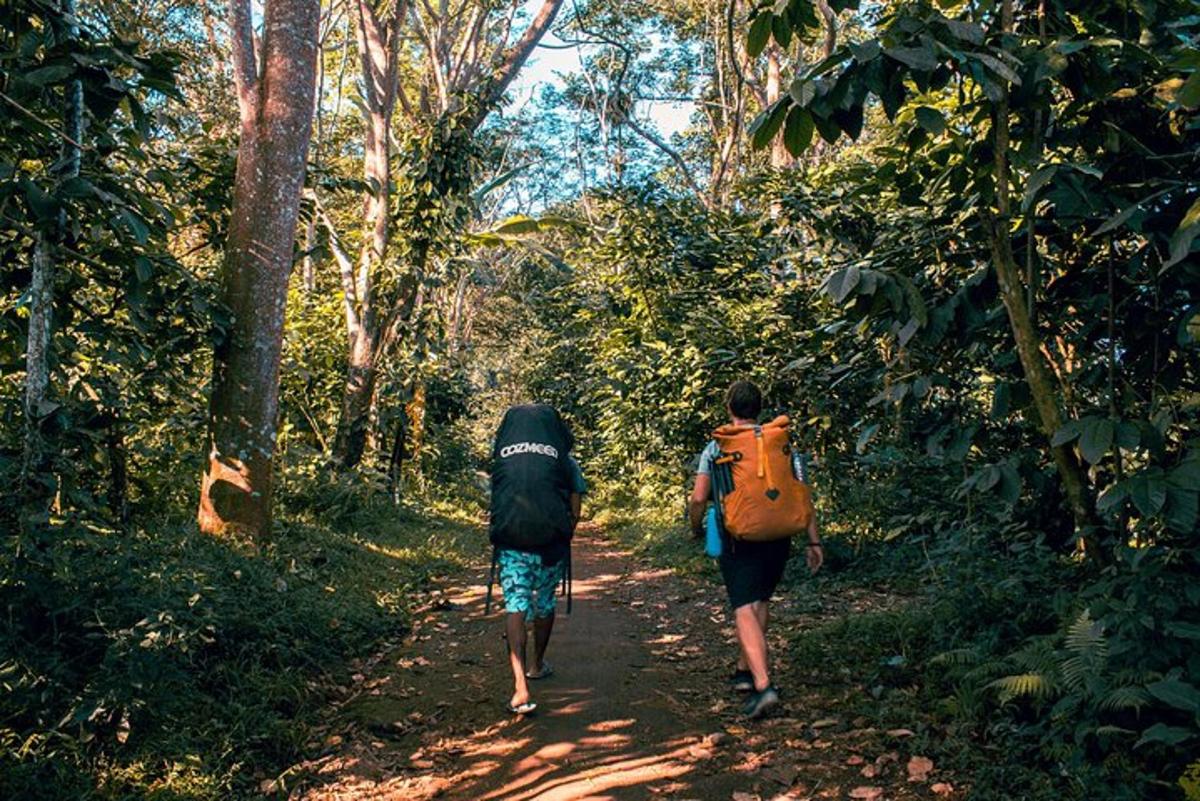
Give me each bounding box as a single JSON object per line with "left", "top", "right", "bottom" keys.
{"left": 719, "top": 538, "right": 791, "bottom": 609}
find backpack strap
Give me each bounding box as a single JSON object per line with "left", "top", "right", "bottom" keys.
{"left": 561, "top": 547, "right": 573, "bottom": 615}
{"left": 484, "top": 545, "right": 499, "bottom": 615}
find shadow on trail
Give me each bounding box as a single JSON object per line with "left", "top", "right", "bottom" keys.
{"left": 297, "top": 531, "right": 745, "bottom": 801}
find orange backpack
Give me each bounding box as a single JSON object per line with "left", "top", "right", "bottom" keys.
{"left": 712, "top": 415, "right": 814, "bottom": 541}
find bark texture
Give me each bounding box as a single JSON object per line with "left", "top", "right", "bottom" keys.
{"left": 198, "top": 0, "right": 320, "bottom": 537}
{"left": 22, "top": 0, "right": 83, "bottom": 494}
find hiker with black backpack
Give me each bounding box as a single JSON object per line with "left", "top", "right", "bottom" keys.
{"left": 688, "top": 380, "right": 823, "bottom": 719}
{"left": 487, "top": 404, "right": 586, "bottom": 715}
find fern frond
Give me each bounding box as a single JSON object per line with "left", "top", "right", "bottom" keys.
{"left": 1061, "top": 610, "right": 1108, "bottom": 692}
{"left": 989, "top": 672, "right": 1055, "bottom": 703}
{"left": 1012, "top": 639, "right": 1060, "bottom": 676}
{"left": 1065, "top": 610, "right": 1108, "bottom": 658}
{"left": 930, "top": 647, "right": 981, "bottom": 667}
{"left": 1099, "top": 685, "right": 1152, "bottom": 713}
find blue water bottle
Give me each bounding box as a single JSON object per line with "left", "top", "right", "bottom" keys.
{"left": 704, "top": 505, "right": 723, "bottom": 558}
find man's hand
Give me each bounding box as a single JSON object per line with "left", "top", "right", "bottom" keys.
{"left": 805, "top": 543, "right": 824, "bottom": 574}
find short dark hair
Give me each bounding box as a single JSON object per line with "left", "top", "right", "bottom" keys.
{"left": 725, "top": 380, "right": 762, "bottom": 420}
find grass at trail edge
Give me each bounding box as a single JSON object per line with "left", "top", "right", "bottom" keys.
{"left": 1, "top": 488, "right": 482, "bottom": 801}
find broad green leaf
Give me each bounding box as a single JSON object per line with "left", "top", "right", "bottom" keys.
{"left": 972, "top": 51, "right": 1022, "bottom": 84}
{"left": 914, "top": 106, "right": 946, "bottom": 136}
{"left": 814, "top": 112, "right": 842, "bottom": 144}
{"left": 1094, "top": 203, "right": 1140, "bottom": 235}
{"left": 885, "top": 44, "right": 938, "bottom": 72}
{"left": 1096, "top": 482, "right": 1129, "bottom": 514}
{"left": 1114, "top": 422, "right": 1140, "bottom": 450}
{"left": 789, "top": 79, "right": 816, "bottom": 106}
{"left": 783, "top": 107, "right": 815, "bottom": 155}
{"left": 1177, "top": 70, "right": 1200, "bottom": 108}
{"left": 1130, "top": 472, "right": 1167, "bottom": 518}
{"left": 990, "top": 382, "right": 1011, "bottom": 420}
{"left": 1051, "top": 420, "right": 1081, "bottom": 447}
{"left": 943, "top": 19, "right": 984, "bottom": 45}
{"left": 23, "top": 64, "right": 74, "bottom": 86}
{"left": 19, "top": 177, "right": 58, "bottom": 221}
{"left": 998, "top": 463, "right": 1021, "bottom": 505}
{"left": 749, "top": 99, "right": 789, "bottom": 150}
{"left": 1021, "top": 165, "right": 1058, "bottom": 212}
{"left": 1164, "top": 487, "right": 1198, "bottom": 532}
{"left": 849, "top": 40, "right": 881, "bottom": 62}
{"left": 1162, "top": 196, "right": 1200, "bottom": 271}
{"left": 1135, "top": 723, "right": 1194, "bottom": 749}
{"left": 1168, "top": 454, "right": 1200, "bottom": 488}
{"left": 825, "top": 265, "right": 862, "bottom": 303}
{"left": 1079, "top": 417, "right": 1114, "bottom": 464}
{"left": 1166, "top": 622, "right": 1200, "bottom": 640}
{"left": 494, "top": 215, "right": 541, "bottom": 235}
{"left": 747, "top": 12, "right": 773, "bottom": 58}
{"left": 1146, "top": 679, "right": 1200, "bottom": 713}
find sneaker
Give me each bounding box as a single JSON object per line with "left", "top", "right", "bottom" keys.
{"left": 729, "top": 670, "right": 754, "bottom": 693}
{"left": 742, "top": 685, "right": 780, "bottom": 719}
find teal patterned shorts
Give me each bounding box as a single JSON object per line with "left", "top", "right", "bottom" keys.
{"left": 498, "top": 549, "right": 563, "bottom": 619}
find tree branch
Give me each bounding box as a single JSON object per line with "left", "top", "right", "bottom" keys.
{"left": 228, "top": 0, "right": 259, "bottom": 118}
{"left": 471, "top": 0, "right": 564, "bottom": 130}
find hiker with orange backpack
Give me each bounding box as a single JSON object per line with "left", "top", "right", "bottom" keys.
{"left": 689, "top": 380, "right": 822, "bottom": 719}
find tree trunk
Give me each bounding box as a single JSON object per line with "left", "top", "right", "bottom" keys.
{"left": 331, "top": 0, "right": 400, "bottom": 469}
{"left": 21, "top": 0, "right": 83, "bottom": 498}
{"left": 198, "top": 0, "right": 320, "bottom": 537}
{"left": 988, "top": 0, "right": 1097, "bottom": 544}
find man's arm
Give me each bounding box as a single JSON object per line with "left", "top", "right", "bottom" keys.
{"left": 688, "top": 473, "right": 711, "bottom": 538}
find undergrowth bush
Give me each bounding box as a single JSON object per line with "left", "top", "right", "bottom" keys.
{"left": 605, "top": 494, "right": 1197, "bottom": 800}
{"left": 0, "top": 469, "right": 478, "bottom": 800}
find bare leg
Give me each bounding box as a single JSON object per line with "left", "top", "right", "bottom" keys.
{"left": 531, "top": 612, "right": 555, "bottom": 673}
{"left": 736, "top": 601, "right": 769, "bottom": 671}
{"left": 505, "top": 612, "right": 531, "bottom": 707}
{"left": 735, "top": 602, "right": 771, "bottom": 692}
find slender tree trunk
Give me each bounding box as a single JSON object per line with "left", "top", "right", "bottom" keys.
{"left": 331, "top": 0, "right": 401, "bottom": 469}
{"left": 198, "top": 0, "right": 320, "bottom": 537}
{"left": 301, "top": 213, "right": 318, "bottom": 292}
{"left": 22, "top": 0, "right": 83, "bottom": 499}
{"left": 988, "top": 0, "right": 1097, "bottom": 543}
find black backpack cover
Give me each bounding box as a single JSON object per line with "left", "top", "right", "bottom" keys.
{"left": 489, "top": 404, "right": 575, "bottom": 556}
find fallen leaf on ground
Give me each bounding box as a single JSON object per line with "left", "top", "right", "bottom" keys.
{"left": 811, "top": 718, "right": 839, "bottom": 729}
{"left": 932, "top": 782, "right": 954, "bottom": 796}
{"left": 886, "top": 728, "right": 915, "bottom": 737}
{"left": 846, "top": 754, "right": 865, "bottom": 765}
{"left": 907, "top": 755, "right": 934, "bottom": 782}
{"left": 860, "top": 764, "right": 879, "bottom": 778}
{"left": 732, "top": 792, "right": 760, "bottom": 801}
{"left": 849, "top": 787, "right": 884, "bottom": 800}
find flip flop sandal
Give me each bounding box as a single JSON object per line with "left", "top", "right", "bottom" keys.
{"left": 526, "top": 662, "right": 554, "bottom": 680}
{"left": 506, "top": 700, "right": 537, "bottom": 715}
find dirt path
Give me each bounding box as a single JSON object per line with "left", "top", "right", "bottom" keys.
{"left": 292, "top": 528, "right": 957, "bottom": 801}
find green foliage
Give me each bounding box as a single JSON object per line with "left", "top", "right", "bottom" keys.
{"left": 0, "top": 472, "right": 476, "bottom": 799}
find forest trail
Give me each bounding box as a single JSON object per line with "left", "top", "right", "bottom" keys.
{"left": 294, "top": 527, "right": 951, "bottom": 801}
